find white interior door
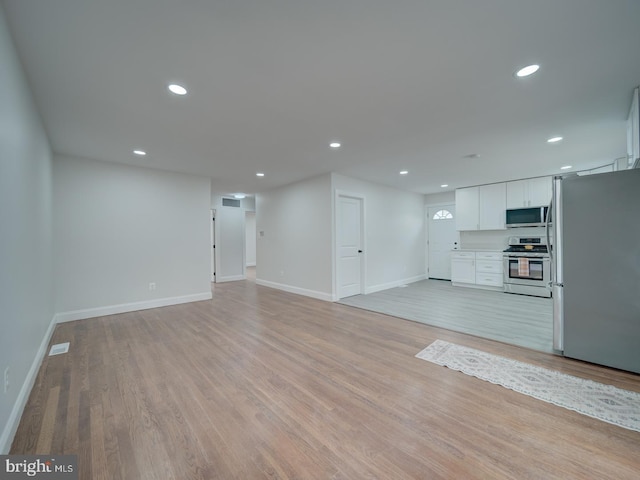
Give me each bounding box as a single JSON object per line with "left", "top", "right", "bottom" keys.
{"left": 338, "top": 195, "right": 363, "bottom": 298}
{"left": 428, "top": 205, "right": 457, "bottom": 280}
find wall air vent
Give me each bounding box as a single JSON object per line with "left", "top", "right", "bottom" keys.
{"left": 222, "top": 198, "right": 241, "bottom": 207}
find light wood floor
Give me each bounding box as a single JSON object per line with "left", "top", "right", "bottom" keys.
{"left": 339, "top": 280, "right": 554, "bottom": 352}
{"left": 11, "top": 277, "right": 640, "bottom": 479}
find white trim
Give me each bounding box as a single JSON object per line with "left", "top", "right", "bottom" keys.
{"left": 424, "top": 201, "right": 457, "bottom": 208}
{"left": 216, "top": 275, "right": 246, "bottom": 283}
{"left": 241, "top": 208, "right": 247, "bottom": 282}
{"left": 0, "top": 314, "right": 57, "bottom": 454}
{"left": 330, "top": 175, "right": 337, "bottom": 303}
{"left": 256, "top": 279, "right": 333, "bottom": 302}
{"left": 452, "top": 282, "right": 502, "bottom": 292}
{"left": 365, "top": 274, "right": 427, "bottom": 295}
{"left": 213, "top": 207, "right": 219, "bottom": 284}
{"left": 54, "top": 292, "right": 212, "bottom": 323}
{"left": 214, "top": 208, "right": 217, "bottom": 283}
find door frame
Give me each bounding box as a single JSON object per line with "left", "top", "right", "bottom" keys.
{"left": 211, "top": 209, "right": 216, "bottom": 283}
{"left": 245, "top": 210, "right": 256, "bottom": 268}
{"left": 425, "top": 203, "right": 459, "bottom": 280}
{"left": 333, "top": 190, "right": 366, "bottom": 301}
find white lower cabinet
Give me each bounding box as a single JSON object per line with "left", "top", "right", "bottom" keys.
{"left": 451, "top": 251, "right": 476, "bottom": 284}
{"left": 452, "top": 251, "right": 503, "bottom": 290}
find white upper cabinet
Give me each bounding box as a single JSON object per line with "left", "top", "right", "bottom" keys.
{"left": 505, "top": 179, "right": 527, "bottom": 208}
{"left": 479, "top": 183, "right": 506, "bottom": 230}
{"left": 456, "top": 183, "right": 505, "bottom": 231}
{"left": 528, "top": 177, "right": 552, "bottom": 207}
{"left": 506, "top": 177, "right": 551, "bottom": 208}
{"left": 455, "top": 186, "right": 479, "bottom": 231}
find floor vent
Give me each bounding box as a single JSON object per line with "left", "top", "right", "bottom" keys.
{"left": 49, "top": 342, "right": 70, "bottom": 356}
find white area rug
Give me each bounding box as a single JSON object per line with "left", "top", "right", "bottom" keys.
{"left": 416, "top": 340, "right": 640, "bottom": 432}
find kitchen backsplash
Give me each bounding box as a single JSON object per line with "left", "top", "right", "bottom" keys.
{"left": 459, "top": 226, "right": 546, "bottom": 250}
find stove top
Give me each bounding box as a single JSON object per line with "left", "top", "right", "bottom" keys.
{"left": 504, "top": 235, "right": 551, "bottom": 255}
{"left": 503, "top": 245, "right": 549, "bottom": 253}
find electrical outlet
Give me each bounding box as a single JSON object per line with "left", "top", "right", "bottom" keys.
{"left": 3, "top": 367, "right": 9, "bottom": 394}
{"left": 149, "top": 282, "right": 156, "bottom": 291}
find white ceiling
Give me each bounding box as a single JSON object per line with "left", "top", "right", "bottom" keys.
{"left": 4, "top": 0, "right": 640, "bottom": 195}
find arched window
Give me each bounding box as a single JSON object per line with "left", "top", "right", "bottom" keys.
{"left": 432, "top": 209, "right": 453, "bottom": 220}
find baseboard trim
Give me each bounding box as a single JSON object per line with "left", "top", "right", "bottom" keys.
{"left": 255, "top": 279, "right": 333, "bottom": 302}
{"left": 365, "top": 274, "right": 426, "bottom": 295}
{"left": 452, "top": 282, "right": 502, "bottom": 292}
{"left": 216, "top": 275, "right": 246, "bottom": 283}
{"left": 54, "top": 292, "right": 213, "bottom": 323}
{"left": 0, "top": 314, "right": 57, "bottom": 454}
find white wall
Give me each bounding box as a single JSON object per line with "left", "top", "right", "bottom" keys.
{"left": 245, "top": 212, "right": 256, "bottom": 267}
{"left": 54, "top": 156, "right": 212, "bottom": 320}
{"left": 0, "top": 5, "right": 55, "bottom": 453}
{"left": 256, "top": 174, "right": 333, "bottom": 300}
{"left": 241, "top": 196, "right": 256, "bottom": 212}
{"left": 333, "top": 174, "right": 426, "bottom": 294}
{"left": 425, "top": 191, "right": 455, "bottom": 206}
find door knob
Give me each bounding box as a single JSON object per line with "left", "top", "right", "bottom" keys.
{"left": 358, "top": 250, "right": 363, "bottom": 253}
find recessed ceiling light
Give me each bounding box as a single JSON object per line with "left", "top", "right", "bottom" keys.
{"left": 256, "top": 172, "right": 265, "bottom": 177}
{"left": 234, "top": 193, "right": 246, "bottom": 199}
{"left": 168, "top": 84, "right": 187, "bottom": 95}
{"left": 547, "top": 136, "right": 563, "bottom": 143}
{"left": 399, "top": 170, "right": 409, "bottom": 175}
{"left": 440, "top": 184, "right": 449, "bottom": 188}
{"left": 329, "top": 142, "right": 341, "bottom": 148}
{"left": 516, "top": 64, "right": 540, "bottom": 77}
{"left": 133, "top": 150, "right": 146, "bottom": 156}
{"left": 560, "top": 165, "right": 573, "bottom": 170}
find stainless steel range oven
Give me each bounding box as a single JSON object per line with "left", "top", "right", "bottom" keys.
{"left": 503, "top": 236, "right": 551, "bottom": 298}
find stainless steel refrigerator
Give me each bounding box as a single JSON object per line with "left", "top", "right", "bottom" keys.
{"left": 548, "top": 168, "right": 640, "bottom": 374}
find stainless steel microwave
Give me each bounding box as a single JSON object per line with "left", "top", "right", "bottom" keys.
{"left": 505, "top": 206, "right": 550, "bottom": 228}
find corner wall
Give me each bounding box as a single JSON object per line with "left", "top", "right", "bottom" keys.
{"left": 256, "top": 174, "right": 333, "bottom": 300}
{"left": 53, "top": 156, "right": 212, "bottom": 321}
{"left": 333, "top": 174, "right": 426, "bottom": 294}
{"left": 0, "top": 5, "right": 55, "bottom": 453}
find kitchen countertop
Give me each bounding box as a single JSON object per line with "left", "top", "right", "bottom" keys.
{"left": 452, "top": 249, "right": 504, "bottom": 252}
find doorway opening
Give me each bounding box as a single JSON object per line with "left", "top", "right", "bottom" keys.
{"left": 245, "top": 210, "right": 256, "bottom": 282}
{"left": 427, "top": 204, "right": 457, "bottom": 280}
